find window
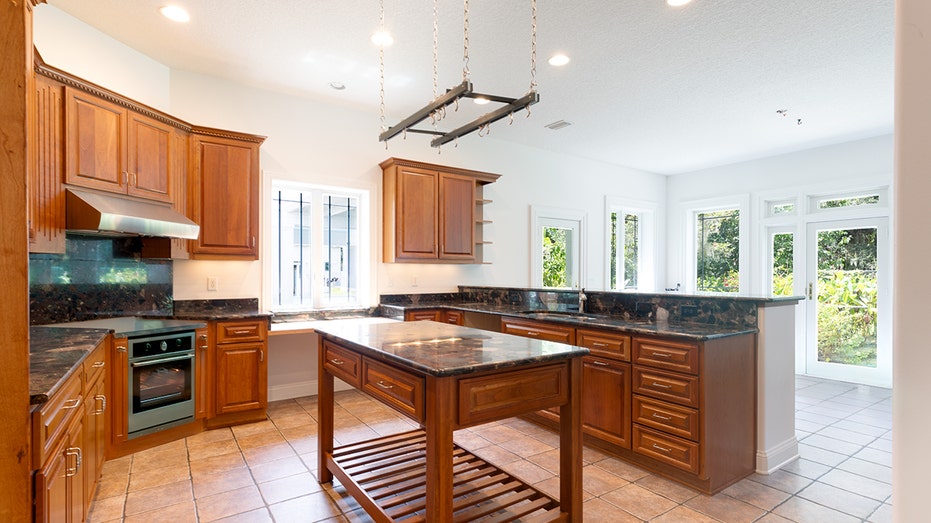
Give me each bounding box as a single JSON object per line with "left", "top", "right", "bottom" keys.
{"left": 609, "top": 211, "right": 641, "bottom": 290}
{"left": 695, "top": 208, "right": 740, "bottom": 293}
{"left": 531, "top": 207, "right": 585, "bottom": 289}
{"left": 771, "top": 231, "right": 794, "bottom": 296}
{"left": 270, "top": 181, "right": 368, "bottom": 310}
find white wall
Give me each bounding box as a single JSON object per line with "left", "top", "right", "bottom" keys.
{"left": 33, "top": 7, "right": 171, "bottom": 111}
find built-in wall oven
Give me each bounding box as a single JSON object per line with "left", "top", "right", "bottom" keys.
{"left": 127, "top": 330, "right": 195, "bottom": 438}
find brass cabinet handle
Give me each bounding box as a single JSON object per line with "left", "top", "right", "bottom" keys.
{"left": 116, "top": 345, "right": 127, "bottom": 353}
{"left": 651, "top": 412, "right": 672, "bottom": 421}
{"left": 591, "top": 360, "right": 609, "bottom": 367}
{"left": 651, "top": 443, "right": 672, "bottom": 453}
{"left": 92, "top": 361, "right": 105, "bottom": 368}
{"left": 651, "top": 352, "right": 672, "bottom": 359}
{"left": 651, "top": 382, "right": 673, "bottom": 389}
{"left": 94, "top": 394, "right": 107, "bottom": 415}
{"left": 63, "top": 397, "right": 81, "bottom": 410}
{"left": 329, "top": 358, "right": 345, "bottom": 366}
{"left": 376, "top": 380, "right": 394, "bottom": 390}
{"left": 65, "top": 447, "right": 82, "bottom": 477}
{"left": 592, "top": 342, "right": 609, "bottom": 348}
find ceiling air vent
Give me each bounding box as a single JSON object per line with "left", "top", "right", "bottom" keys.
{"left": 544, "top": 120, "right": 572, "bottom": 130}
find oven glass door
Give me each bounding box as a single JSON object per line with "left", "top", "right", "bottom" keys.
{"left": 131, "top": 353, "right": 194, "bottom": 413}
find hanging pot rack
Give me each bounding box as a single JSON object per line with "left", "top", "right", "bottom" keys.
{"left": 377, "top": 0, "right": 540, "bottom": 149}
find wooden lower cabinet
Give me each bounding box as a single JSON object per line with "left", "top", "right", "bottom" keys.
{"left": 208, "top": 319, "right": 268, "bottom": 427}
{"left": 403, "top": 308, "right": 465, "bottom": 325}
{"left": 505, "top": 317, "right": 756, "bottom": 494}
{"left": 33, "top": 340, "right": 107, "bottom": 523}
{"left": 581, "top": 355, "right": 631, "bottom": 449}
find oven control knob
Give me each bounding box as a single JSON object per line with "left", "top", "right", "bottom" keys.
{"left": 160, "top": 341, "right": 168, "bottom": 352}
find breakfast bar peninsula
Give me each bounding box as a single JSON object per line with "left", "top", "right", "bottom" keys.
{"left": 315, "top": 320, "right": 589, "bottom": 522}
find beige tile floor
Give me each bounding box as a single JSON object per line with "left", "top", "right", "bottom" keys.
{"left": 87, "top": 375, "right": 892, "bottom": 522}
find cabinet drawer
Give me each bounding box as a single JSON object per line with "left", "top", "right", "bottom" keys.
{"left": 577, "top": 329, "right": 630, "bottom": 361}
{"left": 32, "top": 370, "right": 83, "bottom": 469}
{"left": 363, "top": 359, "right": 424, "bottom": 421}
{"left": 216, "top": 320, "right": 266, "bottom": 344}
{"left": 405, "top": 310, "right": 441, "bottom": 322}
{"left": 633, "top": 338, "right": 699, "bottom": 374}
{"left": 445, "top": 310, "right": 464, "bottom": 325}
{"left": 633, "top": 394, "right": 699, "bottom": 441}
{"left": 632, "top": 367, "right": 700, "bottom": 408}
{"left": 322, "top": 342, "right": 362, "bottom": 388}
{"left": 82, "top": 341, "right": 107, "bottom": 388}
{"left": 501, "top": 318, "right": 575, "bottom": 344}
{"left": 458, "top": 364, "right": 567, "bottom": 426}
{"left": 633, "top": 425, "right": 700, "bottom": 474}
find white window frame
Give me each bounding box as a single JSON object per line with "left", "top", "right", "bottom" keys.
{"left": 682, "top": 195, "right": 750, "bottom": 294}
{"left": 264, "top": 177, "right": 372, "bottom": 312}
{"left": 605, "top": 196, "right": 656, "bottom": 292}
{"left": 530, "top": 206, "right": 587, "bottom": 289}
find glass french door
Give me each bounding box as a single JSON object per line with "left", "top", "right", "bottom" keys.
{"left": 804, "top": 218, "right": 891, "bottom": 387}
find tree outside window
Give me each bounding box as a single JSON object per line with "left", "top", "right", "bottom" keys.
{"left": 542, "top": 226, "right": 569, "bottom": 288}
{"left": 695, "top": 209, "right": 740, "bottom": 293}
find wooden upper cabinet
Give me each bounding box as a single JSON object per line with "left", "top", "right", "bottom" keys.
{"left": 64, "top": 86, "right": 172, "bottom": 203}
{"left": 65, "top": 86, "right": 126, "bottom": 194}
{"left": 126, "top": 112, "right": 172, "bottom": 202}
{"left": 29, "top": 74, "right": 66, "bottom": 254}
{"left": 382, "top": 158, "right": 499, "bottom": 263}
{"left": 189, "top": 130, "right": 265, "bottom": 260}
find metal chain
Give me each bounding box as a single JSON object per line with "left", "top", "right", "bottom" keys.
{"left": 530, "top": 0, "right": 538, "bottom": 89}
{"left": 378, "top": 0, "right": 387, "bottom": 133}
{"left": 433, "top": 0, "right": 439, "bottom": 100}
{"left": 462, "top": 0, "right": 470, "bottom": 80}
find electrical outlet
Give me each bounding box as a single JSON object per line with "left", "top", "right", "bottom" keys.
{"left": 207, "top": 276, "right": 218, "bottom": 291}
{"left": 411, "top": 276, "right": 418, "bottom": 287}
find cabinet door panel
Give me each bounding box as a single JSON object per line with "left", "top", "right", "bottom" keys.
{"left": 215, "top": 342, "right": 266, "bottom": 414}
{"left": 192, "top": 137, "right": 259, "bottom": 258}
{"left": 397, "top": 167, "right": 438, "bottom": 259}
{"left": 582, "top": 357, "right": 631, "bottom": 448}
{"left": 127, "top": 114, "right": 171, "bottom": 202}
{"left": 65, "top": 87, "right": 125, "bottom": 193}
{"left": 30, "top": 75, "right": 66, "bottom": 253}
{"left": 439, "top": 173, "right": 475, "bottom": 259}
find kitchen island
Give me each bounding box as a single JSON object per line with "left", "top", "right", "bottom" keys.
{"left": 315, "top": 320, "right": 589, "bottom": 522}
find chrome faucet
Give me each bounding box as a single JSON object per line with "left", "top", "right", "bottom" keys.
{"left": 578, "top": 289, "right": 587, "bottom": 313}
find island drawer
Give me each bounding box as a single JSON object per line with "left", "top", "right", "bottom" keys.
{"left": 577, "top": 329, "right": 630, "bottom": 361}
{"left": 363, "top": 358, "right": 424, "bottom": 421}
{"left": 632, "top": 367, "right": 700, "bottom": 408}
{"left": 633, "top": 394, "right": 699, "bottom": 441}
{"left": 633, "top": 338, "right": 699, "bottom": 375}
{"left": 458, "top": 364, "right": 568, "bottom": 426}
{"left": 501, "top": 317, "right": 576, "bottom": 344}
{"left": 633, "top": 425, "right": 700, "bottom": 474}
{"left": 322, "top": 341, "right": 362, "bottom": 388}
{"left": 216, "top": 320, "right": 266, "bottom": 344}
{"left": 32, "top": 368, "right": 83, "bottom": 469}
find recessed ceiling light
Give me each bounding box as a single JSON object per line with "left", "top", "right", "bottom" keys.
{"left": 329, "top": 82, "right": 346, "bottom": 91}
{"left": 371, "top": 30, "right": 394, "bottom": 47}
{"left": 666, "top": 0, "right": 692, "bottom": 6}
{"left": 159, "top": 5, "right": 190, "bottom": 23}
{"left": 473, "top": 97, "right": 490, "bottom": 105}
{"left": 548, "top": 54, "right": 570, "bottom": 67}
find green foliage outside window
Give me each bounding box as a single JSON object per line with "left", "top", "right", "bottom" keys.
{"left": 696, "top": 209, "right": 739, "bottom": 293}
{"left": 816, "top": 228, "right": 878, "bottom": 367}
{"left": 543, "top": 227, "right": 568, "bottom": 288}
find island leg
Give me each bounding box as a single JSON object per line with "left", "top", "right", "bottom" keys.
{"left": 559, "top": 357, "right": 583, "bottom": 522}
{"left": 425, "top": 375, "right": 456, "bottom": 521}
{"left": 317, "top": 337, "right": 334, "bottom": 484}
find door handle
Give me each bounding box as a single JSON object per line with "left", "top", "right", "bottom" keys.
{"left": 808, "top": 282, "right": 813, "bottom": 300}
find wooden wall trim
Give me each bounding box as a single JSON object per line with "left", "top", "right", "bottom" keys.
{"left": 379, "top": 157, "right": 502, "bottom": 185}
{"left": 1, "top": 2, "right": 38, "bottom": 522}
{"left": 190, "top": 125, "right": 267, "bottom": 144}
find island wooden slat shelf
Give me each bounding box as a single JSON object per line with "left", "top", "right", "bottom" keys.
{"left": 328, "top": 430, "right": 563, "bottom": 522}
{"left": 315, "top": 321, "right": 587, "bottom": 522}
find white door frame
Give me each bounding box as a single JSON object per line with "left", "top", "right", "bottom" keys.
{"left": 530, "top": 206, "right": 586, "bottom": 288}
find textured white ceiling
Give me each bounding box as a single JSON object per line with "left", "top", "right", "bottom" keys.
{"left": 46, "top": 0, "right": 894, "bottom": 174}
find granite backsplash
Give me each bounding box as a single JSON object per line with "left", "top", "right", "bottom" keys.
{"left": 30, "top": 236, "right": 173, "bottom": 324}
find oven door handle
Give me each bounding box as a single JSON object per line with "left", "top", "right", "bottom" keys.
{"left": 130, "top": 352, "right": 195, "bottom": 367}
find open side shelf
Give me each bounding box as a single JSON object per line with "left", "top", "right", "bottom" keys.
{"left": 326, "top": 430, "right": 565, "bottom": 523}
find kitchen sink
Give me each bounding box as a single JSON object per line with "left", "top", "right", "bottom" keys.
{"left": 517, "top": 310, "right": 601, "bottom": 321}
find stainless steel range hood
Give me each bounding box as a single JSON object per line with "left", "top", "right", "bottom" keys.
{"left": 66, "top": 188, "right": 200, "bottom": 240}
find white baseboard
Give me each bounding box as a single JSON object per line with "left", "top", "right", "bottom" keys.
{"left": 268, "top": 379, "right": 354, "bottom": 402}
{"left": 756, "top": 436, "right": 800, "bottom": 474}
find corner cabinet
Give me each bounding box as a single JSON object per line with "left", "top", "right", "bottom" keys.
{"left": 189, "top": 129, "right": 266, "bottom": 260}
{"left": 381, "top": 158, "right": 500, "bottom": 263}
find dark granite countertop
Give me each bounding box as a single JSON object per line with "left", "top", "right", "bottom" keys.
{"left": 30, "top": 326, "right": 110, "bottom": 405}
{"left": 46, "top": 317, "right": 207, "bottom": 338}
{"left": 379, "top": 302, "right": 758, "bottom": 340}
{"left": 315, "top": 320, "right": 589, "bottom": 377}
